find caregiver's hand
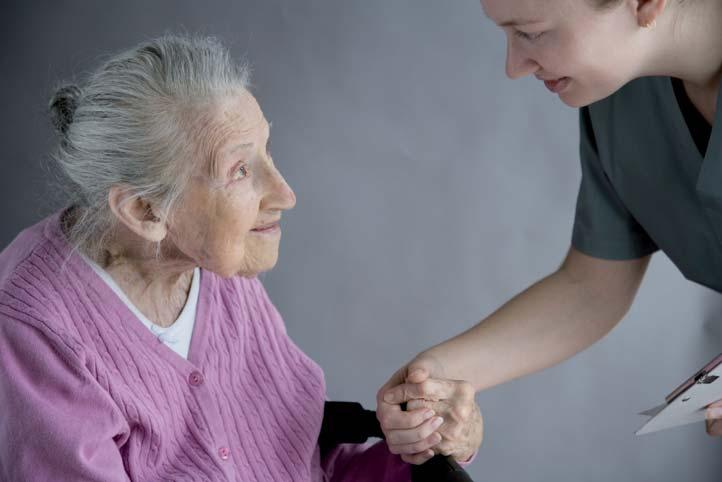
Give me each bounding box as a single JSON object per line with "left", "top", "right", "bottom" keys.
{"left": 705, "top": 399, "right": 722, "bottom": 436}
{"left": 376, "top": 355, "right": 483, "bottom": 465}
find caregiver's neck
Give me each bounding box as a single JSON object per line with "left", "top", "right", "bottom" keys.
{"left": 636, "top": 0, "right": 722, "bottom": 121}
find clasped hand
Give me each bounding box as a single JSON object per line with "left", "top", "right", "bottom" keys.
{"left": 376, "top": 356, "right": 483, "bottom": 465}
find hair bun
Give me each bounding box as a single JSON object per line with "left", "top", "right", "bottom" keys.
{"left": 49, "top": 84, "right": 81, "bottom": 136}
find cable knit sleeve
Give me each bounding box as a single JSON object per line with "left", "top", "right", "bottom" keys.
{"left": 0, "top": 315, "right": 131, "bottom": 482}
{"left": 323, "top": 441, "right": 411, "bottom": 481}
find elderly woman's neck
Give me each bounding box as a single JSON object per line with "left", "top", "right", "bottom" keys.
{"left": 92, "top": 229, "right": 197, "bottom": 329}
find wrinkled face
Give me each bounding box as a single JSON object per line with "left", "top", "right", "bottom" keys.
{"left": 167, "top": 91, "right": 296, "bottom": 278}
{"left": 481, "top": 0, "right": 641, "bottom": 107}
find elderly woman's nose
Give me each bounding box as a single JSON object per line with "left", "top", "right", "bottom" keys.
{"left": 505, "top": 40, "right": 538, "bottom": 80}
{"left": 259, "top": 163, "right": 296, "bottom": 211}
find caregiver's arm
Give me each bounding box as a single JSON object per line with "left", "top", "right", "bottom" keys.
{"left": 420, "top": 246, "right": 650, "bottom": 390}
{"left": 378, "top": 246, "right": 649, "bottom": 461}
{"left": 386, "top": 246, "right": 650, "bottom": 394}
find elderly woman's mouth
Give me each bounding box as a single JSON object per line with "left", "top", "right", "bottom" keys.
{"left": 251, "top": 221, "right": 280, "bottom": 234}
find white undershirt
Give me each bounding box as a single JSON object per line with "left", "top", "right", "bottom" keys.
{"left": 80, "top": 253, "right": 200, "bottom": 359}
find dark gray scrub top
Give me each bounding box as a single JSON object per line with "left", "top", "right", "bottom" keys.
{"left": 572, "top": 75, "right": 722, "bottom": 292}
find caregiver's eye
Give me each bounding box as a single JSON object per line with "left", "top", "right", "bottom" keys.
{"left": 233, "top": 164, "right": 250, "bottom": 180}
{"left": 515, "top": 30, "right": 545, "bottom": 41}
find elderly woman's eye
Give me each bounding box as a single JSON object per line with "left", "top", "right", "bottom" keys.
{"left": 234, "top": 164, "right": 250, "bottom": 180}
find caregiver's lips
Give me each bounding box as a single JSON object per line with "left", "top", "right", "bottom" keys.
{"left": 251, "top": 221, "right": 280, "bottom": 234}
{"left": 541, "top": 76, "right": 571, "bottom": 94}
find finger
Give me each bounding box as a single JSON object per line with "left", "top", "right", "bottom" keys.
{"left": 433, "top": 439, "right": 457, "bottom": 457}
{"left": 401, "top": 450, "right": 435, "bottom": 465}
{"left": 447, "top": 402, "right": 474, "bottom": 424}
{"left": 406, "top": 365, "right": 429, "bottom": 384}
{"left": 707, "top": 418, "right": 722, "bottom": 436}
{"left": 706, "top": 406, "right": 722, "bottom": 436}
{"left": 437, "top": 417, "right": 465, "bottom": 441}
{"left": 377, "top": 366, "right": 408, "bottom": 404}
{"left": 383, "top": 379, "right": 456, "bottom": 404}
{"left": 388, "top": 430, "right": 442, "bottom": 455}
{"left": 708, "top": 399, "right": 722, "bottom": 409}
{"left": 376, "top": 400, "right": 403, "bottom": 431}
{"left": 386, "top": 416, "right": 444, "bottom": 445}
{"left": 379, "top": 407, "right": 436, "bottom": 430}
{"left": 706, "top": 406, "right": 722, "bottom": 420}
{"left": 406, "top": 398, "right": 434, "bottom": 411}
{"left": 451, "top": 380, "right": 476, "bottom": 400}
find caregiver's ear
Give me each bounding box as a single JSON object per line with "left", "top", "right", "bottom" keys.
{"left": 629, "top": 0, "right": 667, "bottom": 28}
{"left": 108, "top": 185, "right": 167, "bottom": 243}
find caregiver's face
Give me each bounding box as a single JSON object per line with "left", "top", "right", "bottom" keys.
{"left": 168, "top": 90, "right": 296, "bottom": 278}
{"left": 481, "top": 0, "right": 640, "bottom": 107}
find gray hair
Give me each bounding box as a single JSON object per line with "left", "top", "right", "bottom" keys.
{"left": 48, "top": 34, "right": 250, "bottom": 261}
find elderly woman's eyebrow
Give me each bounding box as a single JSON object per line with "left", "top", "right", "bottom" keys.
{"left": 228, "top": 142, "right": 254, "bottom": 154}
{"left": 227, "top": 122, "right": 270, "bottom": 154}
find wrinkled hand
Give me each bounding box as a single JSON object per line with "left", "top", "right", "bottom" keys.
{"left": 376, "top": 355, "right": 483, "bottom": 465}
{"left": 705, "top": 399, "right": 722, "bottom": 436}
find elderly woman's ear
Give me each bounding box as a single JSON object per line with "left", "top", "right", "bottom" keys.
{"left": 108, "top": 185, "right": 166, "bottom": 243}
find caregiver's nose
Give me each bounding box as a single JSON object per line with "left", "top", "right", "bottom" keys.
{"left": 505, "top": 42, "right": 537, "bottom": 79}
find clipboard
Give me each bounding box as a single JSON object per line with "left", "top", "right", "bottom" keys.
{"left": 636, "top": 352, "right": 722, "bottom": 435}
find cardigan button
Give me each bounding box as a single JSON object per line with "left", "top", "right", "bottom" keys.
{"left": 219, "top": 446, "right": 230, "bottom": 460}
{"left": 188, "top": 371, "right": 204, "bottom": 387}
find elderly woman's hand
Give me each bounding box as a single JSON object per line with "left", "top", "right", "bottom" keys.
{"left": 376, "top": 355, "right": 483, "bottom": 464}
{"left": 706, "top": 399, "right": 722, "bottom": 436}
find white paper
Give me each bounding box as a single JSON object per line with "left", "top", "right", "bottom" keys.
{"left": 636, "top": 364, "right": 722, "bottom": 436}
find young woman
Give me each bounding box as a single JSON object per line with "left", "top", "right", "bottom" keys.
{"left": 377, "top": 0, "right": 722, "bottom": 463}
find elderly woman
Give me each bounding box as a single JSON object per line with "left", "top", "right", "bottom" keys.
{"left": 0, "top": 35, "right": 481, "bottom": 481}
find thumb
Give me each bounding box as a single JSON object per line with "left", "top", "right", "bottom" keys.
{"left": 378, "top": 366, "right": 407, "bottom": 403}
{"left": 406, "top": 358, "right": 434, "bottom": 383}
{"left": 408, "top": 352, "right": 446, "bottom": 381}
{"left": 406, "top": 367, "right": 428, "bottom": 384}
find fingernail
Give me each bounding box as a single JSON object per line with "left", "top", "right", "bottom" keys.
{"left": 431, "top": 432, "right": 442, "bottom": 444}
{"left": 432, "top": 416, "right": 444, "bottom": 428}
{"left": 409, "top": 368, "right": 424, "bottom": 378}
{"left": 424, "top": 410, "right": 435, "bottom": 420}
{"left": 707, "top": 407, "right": 722, "bottom": 419}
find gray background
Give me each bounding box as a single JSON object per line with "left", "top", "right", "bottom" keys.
{"left": 3, "top": 1, "right": 722, "bottom": 480}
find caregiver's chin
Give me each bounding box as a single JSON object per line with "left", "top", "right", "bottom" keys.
{"left": 482, "top": 0, "right": 722, "bottom": 108}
